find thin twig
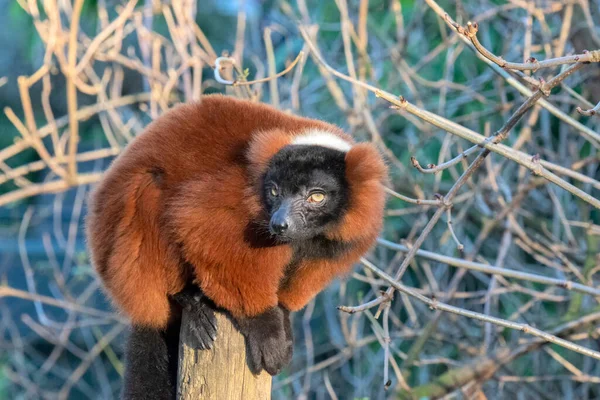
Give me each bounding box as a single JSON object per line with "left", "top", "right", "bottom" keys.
{"left": 411, "top": 144, "right": 479, "bottom": 174}
{"left": 577, "top": 101, "right": 600, "bottom": 117}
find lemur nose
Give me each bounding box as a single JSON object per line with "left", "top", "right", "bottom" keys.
{"left": 270, "top": 217, "right": 289, "bottom": 234}
{"left": 270, "top": 206, "right": 290, "bottom": 235}
{"left": 270, "top": 201, "right": 292, "bottom": 235}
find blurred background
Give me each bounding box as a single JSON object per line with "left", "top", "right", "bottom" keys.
{"left": 1, "top": 0, "right": 600, "bottom": 399}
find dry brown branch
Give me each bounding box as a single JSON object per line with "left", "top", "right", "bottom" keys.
{"left": 0, "top": 286, "right": 125, "bottom": 322}
{"left": 459, "top": 21, "right": 600, "bottom": 71}
{"left": 65, "top": 0, "right": 84, "bottom": 182}
{"left": 0, "top": 173, "right": 103, "bottom": 207}
{"left": 361, "top": 258, "right": 600, "bottom": 361}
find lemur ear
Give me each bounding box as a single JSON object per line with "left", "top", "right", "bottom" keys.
{"left": 344, "top": 143, "right": 388, "bottom": 184}
{"left": 247, "top": 129, "right": 293, "bottom": 183}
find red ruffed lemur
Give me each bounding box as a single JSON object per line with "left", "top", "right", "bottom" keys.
{"left": 85, "top": 94, "right": 387, "bottom": 399}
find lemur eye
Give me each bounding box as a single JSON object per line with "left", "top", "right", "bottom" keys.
{"left": 270, "top": 187, "right": 279, "bottom": 197}
{"left": 307, "top": 193, "right": 325, "bottom": 203}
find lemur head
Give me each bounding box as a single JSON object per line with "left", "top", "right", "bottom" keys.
{"left": 248, "top": 128, "right": 388, "bottom": 243}
{"left": 262, "top": 142, "right": 350, "bottom": 241}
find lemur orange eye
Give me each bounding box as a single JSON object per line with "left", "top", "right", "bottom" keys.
{"left": 270, "top": 187, "right": 279, "bottom": 197}
{"left": 308, "top": 193, "right": 325, "bottom": 203}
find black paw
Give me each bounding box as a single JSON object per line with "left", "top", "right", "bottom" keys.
{"left": 172, "top": 287, "right": 217, "bottom": 350}
{"left": 237, "top": 306, "right": 293, "bottom": 376}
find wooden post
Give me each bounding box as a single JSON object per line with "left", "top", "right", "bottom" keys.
{"left": 177, "top": 310, "right": 272, "bottom": 399}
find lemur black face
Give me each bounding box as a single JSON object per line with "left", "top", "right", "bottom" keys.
{"left": 261, "top": 145, "right": 349, "bottom": 242}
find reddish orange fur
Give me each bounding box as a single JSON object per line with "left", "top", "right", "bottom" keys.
{"left": 325, "top": 144, "right": 388, "bottom": 242}
{"left": 86, "top": 94, "right": 386, "bottom": 328}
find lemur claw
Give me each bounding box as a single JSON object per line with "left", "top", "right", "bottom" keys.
{"left": 173, "top": 286, "right": 218, "bottom": 350}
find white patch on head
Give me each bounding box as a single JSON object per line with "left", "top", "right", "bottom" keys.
{"left": 291, "top": 130, "right": 352, "bottom": 152}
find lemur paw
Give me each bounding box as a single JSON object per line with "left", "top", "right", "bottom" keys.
{"left": 172, "top": 286, "right": 217, "bottom": 350}
{"left": 237, "top": 305, "right": 293, "bottom": 376}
